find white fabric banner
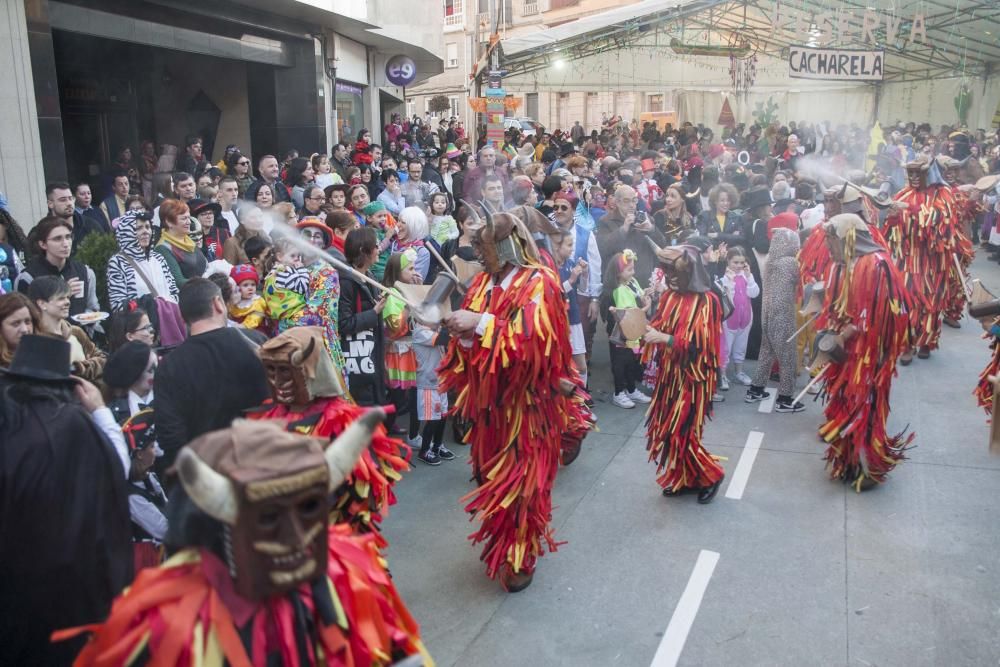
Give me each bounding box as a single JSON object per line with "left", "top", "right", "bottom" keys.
{"left": 788, "top": 46, "right": 885, "bottom": 82}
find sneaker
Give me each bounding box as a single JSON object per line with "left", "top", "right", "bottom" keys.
{"left": 612, "top": 392, "right": 635, "bottom": 409}
{"left": 627, "top": 389, "right": 652, "bottom": 404}
{"left": 735, "top": 372, "right": 753, "bottom": 386}
{"left": 775, "top": 396, "right": 806, "bottom": 413}
{"left": 745, "top": 387, "right": 770, "bottom": 403}
{"left": 418, "top": 449, "right": 441, "bottom": 466}
{"left": 719, "top": 375, "right": 730, "bottom": 391}
{"left": 711, "top": 392, "right": 725, "bottom": 403}
{"left": 405, "top": 434, "right": 422, "bottom": 450}
{"left": 436, "top": 445, "right": 456, "bottom": 461}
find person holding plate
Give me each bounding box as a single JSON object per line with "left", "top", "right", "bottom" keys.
{"left": 28, "top": 275, "right": 106, "bottom": 383}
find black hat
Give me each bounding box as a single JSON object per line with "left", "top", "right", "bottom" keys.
{"left": 685, "top": 235, "right": 713, "bottom": 253}
{"left": 559, "top": 143, "right": 578, "bottom": 158}
{"left": 188, "top": 198, "right": 221, "bottom": 217}
{"left": 740, "top": 187, "right": 772, "bottom": 211}
{"left": 541, "top": 148, "right": 557, "bottom": 164}
{"left": 122, "top": 409, "right": 157, "bottom": 452}
{"left": 104, "top": 341, "right": 153, "bottom": 390}
{"left": 0, "top": 335, "right": 73, "bottom": 383}
{"left": 324, "top": 183, "right": 349, "bottom": 199}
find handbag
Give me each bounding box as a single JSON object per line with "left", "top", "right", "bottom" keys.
{"left": 125, "top": 256, "right": 187, "bottom": 347}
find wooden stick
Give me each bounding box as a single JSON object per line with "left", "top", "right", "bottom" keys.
{"left": 793, "top": 363, "right": 830, "bottom": 405}
{"left": 953, "top": 252, "right": 972, "bottom": 300}
{"left": 786, "top": 311, "right": 820, "bottom": 343}
{"left": 425, "top": 241, "right": 462, "bottom": 284}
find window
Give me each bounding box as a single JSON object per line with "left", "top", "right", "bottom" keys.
{"left": 648, "top": 94, "right": 664, "bottom": 112}
{"left": 522, "top": 0, "right": 539, "bottom": 16}
{"left": 406, "top": 99, "right": 416, "bottom": 119}
{"left": 448, "top": 95, "right": 460, "bottom": 118}
{"left": 446, "top": 43, "right": 459, "bottom": 68}
{"left": 444, "top": 0, "right": 464, "bottom": 28}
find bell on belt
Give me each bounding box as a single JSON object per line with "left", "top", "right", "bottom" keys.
{"left": 800, "top": 281, "right": 825, "bottom": 316}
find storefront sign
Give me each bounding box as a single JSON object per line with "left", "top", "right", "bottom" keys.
{"left": 336, "top": 82, "right": 364, "bottom": 96}
{"left": 385, "top": 55, "right": 417, "bottom": 87}
{"left": 788, "top": 46, "right": 884, "bottom": 81}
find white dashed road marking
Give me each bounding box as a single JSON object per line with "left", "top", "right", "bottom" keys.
{"left": 650, "top": 549, "right": 721, "bottom": 667}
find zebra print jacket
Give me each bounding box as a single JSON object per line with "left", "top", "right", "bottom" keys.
{"left": 106, "top": 211, "right": 179, "bottom": 312}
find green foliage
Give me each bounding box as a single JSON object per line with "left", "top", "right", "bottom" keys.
{"left": 752, "top": 97, "right": 780, "bottom": 127}
{"left": 954, "top": 85, "right": 972, "bottom": 125}
{"left": 76, "top": 232, "right": 117, "bottom": 312}
{"left": 428, "top": 95, "right": 451, "bottom": 114}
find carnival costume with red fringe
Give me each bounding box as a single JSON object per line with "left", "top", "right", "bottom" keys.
{"left": 55, "top": 526, "right": 430, "bottom": 667}
{"left": 814, "top": 216, "right": 914, "bottom": 490}
{"left": 438, "top": 261, "right": 591, "bottom": 583}
{"left": 642, "top": 288, "right": 725, "bottom": 493}
{"left": 882, "top": 179, "right": 958, "bottom": 351}
{"left": 974, "top": 319, "right": 1000, "bottom": 413}
{"left": 943, "top": 184, "right": 975, "bottom": 322}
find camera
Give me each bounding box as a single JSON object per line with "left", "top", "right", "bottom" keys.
{"left": 634, "top": 211, "right": 647, "bottom": 224}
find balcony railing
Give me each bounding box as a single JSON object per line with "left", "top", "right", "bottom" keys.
{"left": 444, "top": 0, "right": 464, "bottom": 27}
{"left": 522, "top": 1, "right": 539, "bottom": 15}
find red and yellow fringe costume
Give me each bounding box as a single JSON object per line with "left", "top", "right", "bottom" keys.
{"left": 815, "top": 251, "right": 914, "bottom": 490}
{"left": 883, "top": 184, "right": 959, "bottom": 350}
{"left": 247, "top": 399, "right": 410, "bottom": 550}
{"left": 54, "top": 525, "right": 432, "bottom": 667}
{"left": 974, "top": 319, "right": 1000, "bottom": 413}
{"left": 438, "top": 264, "right": 591, "bottom": 580}
{"left": 944, "top": 185, "right": 976, "bottom": 321}
{"left": 641, "top": 289, "right": 725, "bottom": 492}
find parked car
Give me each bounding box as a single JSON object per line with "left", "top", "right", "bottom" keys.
{"left": 504, "top": 117, "right": 544, "bottom": 137}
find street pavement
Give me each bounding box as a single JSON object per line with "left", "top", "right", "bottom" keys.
{"left": 383, "top": 252, "right": 1000, "bottom": 667}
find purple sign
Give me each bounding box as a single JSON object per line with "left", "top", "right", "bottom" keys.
{"left": 385, "top": 55, "right": 417, "bottom": 87}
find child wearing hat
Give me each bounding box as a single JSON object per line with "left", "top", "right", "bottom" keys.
{"left": 228, "top": 264, "right": 267, "bottom": 332}
{"left": 121, "top": 409, "right": 169, "bottom": 574}
{"left": 382, "top": 249, "right": 420, "bottom": 446}
{"left": 363, "top": 201, "right": 396, "bottom": 282}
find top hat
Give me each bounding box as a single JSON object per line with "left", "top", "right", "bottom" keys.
{"left": 559, "top": 143, "right": 578, "bottom": 158}
{"left": 740, "top": 187, "right": 772, "bottom": 211}
{"left": 188, "top": 198, "right": 222, "bottom": 217}
{"left": 0, "top": 335, "right": 73, "bottom": 383}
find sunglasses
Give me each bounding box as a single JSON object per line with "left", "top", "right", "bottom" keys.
{"left": 238, "top": 160, "right": 250, "bottom": 165}
{"left": 554, "top": 204, "right": 573, "bottom": 212}
{"left": 131, "top": 323, "right": 155, "bottom": 335}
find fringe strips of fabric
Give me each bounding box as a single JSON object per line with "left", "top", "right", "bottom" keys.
{"left": 438, "top": 265, "right": 592, "bottom": 579}
{"left": 53, "top": 525, "right": 432, "bottom": 667}
{"left": 641, "top": 290, "right": 725, "bottom": 492}
{"left": 815, "top": 252, "right": 915, "bottom": 490}
{"left": 248, "top": 398, "right": 410, "bottom": 550}
{"left": 944, "top": 187, "right": 976, "bottom": 321}
{"left": 974, "top": 323, "right": 1000, "bottom": 414}
{"left": 883, "top": 185, "right": 960, "bottom": 350}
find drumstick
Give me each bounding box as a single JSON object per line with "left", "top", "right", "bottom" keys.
{"left": 786, "top": 312, "right": 820, "bottom": 343}
{"left": 425, "top": 241, "right": 462, "bottom": 284}
{"left": 793, "top": 363, "right": 830, "bottom": 405}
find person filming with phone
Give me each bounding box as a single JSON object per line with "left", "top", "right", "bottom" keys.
{"left": 596, "top": 184, "right": 666, "bottom": 288}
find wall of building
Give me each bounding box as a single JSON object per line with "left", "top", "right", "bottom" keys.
{"left": 2, "top": 0, "right": 48, "bottom": 227}
{"left": 148, "top": 50, "right": 251, "bottom": 161}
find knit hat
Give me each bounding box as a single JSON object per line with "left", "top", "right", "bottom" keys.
{"left": 445, "top": 143, "right": 462, "bottom": 159}
{"left": 230, "top": 263, "right": 259, "bottom": 285}
{"left": 104, "top": 341, "right": 154, "bottom": 390}
{"left": 362, "top": 201, "right": 387, "bottom": 217}
{"left": 766, "top": 212, "right": 799, "bottom": 240}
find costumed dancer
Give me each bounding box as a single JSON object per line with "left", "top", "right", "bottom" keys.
{"left": 640, "top": 244, "right": 726, "bottom": 503}
{"left": 882, "top": 157, "right": 959, "bottom": 362}
{"left": 56, "top": 415, "right": 432, "bottom": 666}
{"left": 974, "top": 317, "right": 1000, "bottom": 414}
{"left": 938, "top": 156, "right": 976, "bottom": 328}
{"left": 247, "top": 327, "right": 409, "bottom": 549}
{"left": 438, "top": 207, "right": 592, "bottom": 592}
{"left": 814, "top": 214, "right": 914, "bottom": 491}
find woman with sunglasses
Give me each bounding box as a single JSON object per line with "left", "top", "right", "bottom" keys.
{"left": 226, "top": 151, "right": 254, "bottom": 198}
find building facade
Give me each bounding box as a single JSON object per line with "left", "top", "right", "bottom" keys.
{"left": 405, "top": 0, "right": 674, "bottom": 142}
{"left": 2, "top": 0, "right": 441, "bottom": 227}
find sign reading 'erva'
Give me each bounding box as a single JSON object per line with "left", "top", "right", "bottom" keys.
{"left": 788, "top": 46, "right": 884, "bottom": 81}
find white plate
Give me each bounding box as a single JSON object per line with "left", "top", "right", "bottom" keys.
{"left": 71, "top": 311, "right": 110, "bottom": 325}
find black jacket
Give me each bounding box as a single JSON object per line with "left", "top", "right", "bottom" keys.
{"left": 17, "top": 255, "right": 93, "bottom": 316}
{"left": 595, "top": 209, "right": 667, "bottom": 288}
{"left": 153, "top": 327, "right": 269, "bottom": 472}
{"left": 337, "top": 271, "right": 386, "bottom": 406}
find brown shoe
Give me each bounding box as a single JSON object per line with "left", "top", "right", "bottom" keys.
{"left": 943, "top": 317, "right": 961, "bottom": 329}
{"left": 917, "top": 346, "right": 931, "bottom": 359}
{"left": 499, "top": 564, "right": 534, "bottom": 593}
{"left": 899, "top": 349, "right": 914, "bottom": 366}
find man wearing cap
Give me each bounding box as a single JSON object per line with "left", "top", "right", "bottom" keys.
{"left": 636, "top": 157, "right": 664, "bottom": 211}
{"left": 0, "top": 335, "right": 132, "bottom": 665}
{"left": 883, "top": 157, "right": 961, "bottom": 362}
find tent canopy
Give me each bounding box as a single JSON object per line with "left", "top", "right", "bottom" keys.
{"left": 494, "top": 0, "right": 1000, "bottom": 83}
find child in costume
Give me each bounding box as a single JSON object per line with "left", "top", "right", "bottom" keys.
{"left": 642, "top": 244, "right": 726, "bottom": 504}
{"left": 428, "top": 192, "right": 459, "bottom": 245}
{"left": 227, "top": 263, "right": 267, "bottom": 331}
{"left": 601, "top": 249, "right": 651, "bottom": 409}
{"left": 719, "top": 246, "right": 760, "bottom": 388}
{"left": 554, "top": 229, "right": 589, "bottom": 390}
{"left": 262, "top": 238, "right": 310, "bottom": 326}
{"left": 412, "top": 318, "right": 454, "bottom": 466}
{"left": 363, "top": 201, "right": 396, "bottom": 282}
{"left": 121, "top": 409, "right": 168, "bottom": 575}
{"left": 382, "top": 250, "right": 420, "bottom": 446}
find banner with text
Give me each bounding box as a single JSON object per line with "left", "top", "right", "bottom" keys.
{"left": 788, "top": 46, "right": 884, "bottom": 81}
